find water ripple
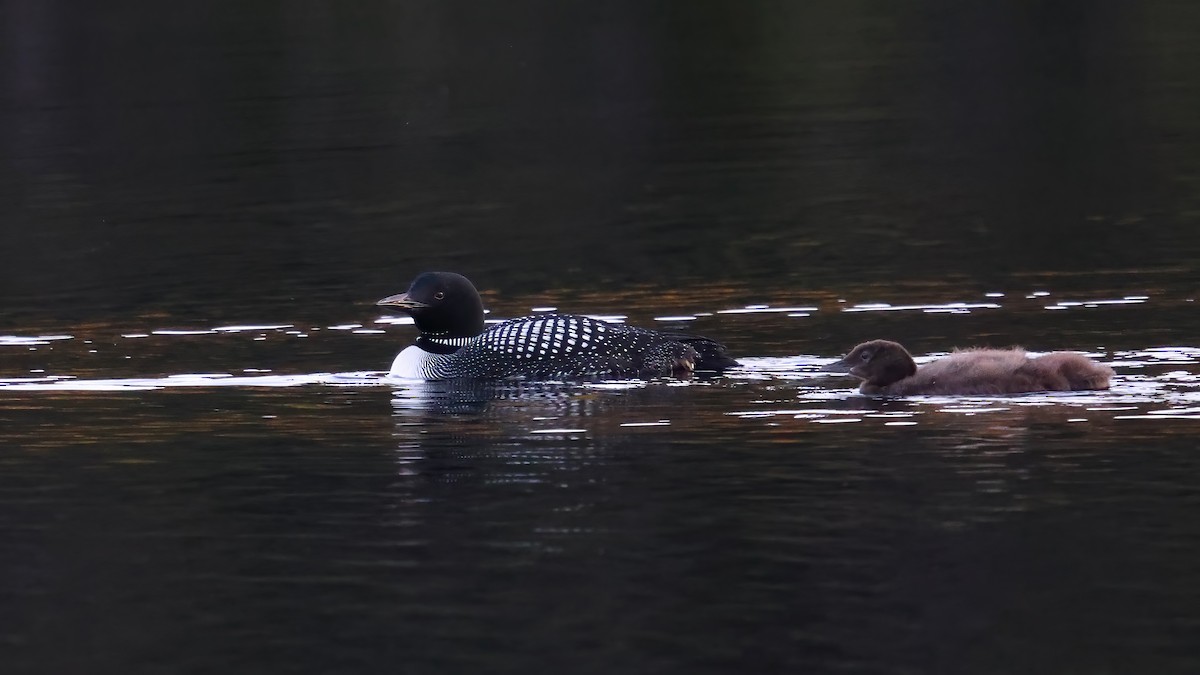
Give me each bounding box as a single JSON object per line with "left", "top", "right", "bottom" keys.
{"left": 0, "top": 334, "right": 74, "bottom": 346}
{"left": 1044, "top": 296, "right": 1149, "bottom": 311}
{"left": 0, "top": 372, "right": 385, "bottom": 391}
{"left": 842, "top": 302, "right": 1001, "bottom": 314}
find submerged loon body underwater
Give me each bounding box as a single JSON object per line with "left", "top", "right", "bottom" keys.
{"left": 4, "top": 1, "right": 1200, "bottom": 673}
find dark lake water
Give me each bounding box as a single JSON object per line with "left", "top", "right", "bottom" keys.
{"left": 3, "top": 1, "right": 1200, "bottom": 673}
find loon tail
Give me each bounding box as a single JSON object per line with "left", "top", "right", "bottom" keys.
{"left": 671, "top": 335, "right": 739, "bottom": 372}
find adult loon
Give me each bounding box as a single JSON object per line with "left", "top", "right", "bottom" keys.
{"left": 822, "top": 339, "right": 1113, "bottom": 396}
{"left": 376, "top": 272, "right": 738, "bottom": 380}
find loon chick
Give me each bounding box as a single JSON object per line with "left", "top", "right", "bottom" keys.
{"left": 822, "top": 339, "right": 1113, "bottom": 396}
{"left": 376, "top": 271, "right": 738, "bottom": 380}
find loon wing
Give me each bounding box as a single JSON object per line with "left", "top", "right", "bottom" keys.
{"left": 659, "top": 333, "right": 739, "bottom": 371}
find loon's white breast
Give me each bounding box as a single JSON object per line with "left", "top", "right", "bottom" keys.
{"left": 388, "top": 345, "right": 435, "bottom": 379}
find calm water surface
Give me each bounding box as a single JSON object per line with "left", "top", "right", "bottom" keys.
{"left": 3, "top": 1, "right": 1200, "bottom": 673}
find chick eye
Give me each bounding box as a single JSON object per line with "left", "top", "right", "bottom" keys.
{"left": 434, "top": 291, "right": 445, "bottom": 300}
{"left": 860, "top": 351, "right": 871, "bottom": 361}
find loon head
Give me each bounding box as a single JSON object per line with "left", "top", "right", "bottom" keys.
{"left": 821, "top": 339, "right": 917, "bottom": 387}
{"left": 377, "top": 271, "right": 486, "bottom": 338}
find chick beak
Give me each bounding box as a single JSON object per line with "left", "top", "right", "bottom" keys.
{"left": 820, "top": 358, "right": 854, "bottom": 374}
{"left": 376, "top": 292, "right": 428, "bottom": 311}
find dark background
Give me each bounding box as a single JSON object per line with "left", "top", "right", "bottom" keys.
{"left": 3, "top": 0, "right": 1197, "bottom": 323}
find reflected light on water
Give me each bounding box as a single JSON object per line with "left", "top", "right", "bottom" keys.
{"left": 0, "top": 372, "right": 383, "bottom": 391}
{"left": 842, "top": 302, "right": 1002, "bottom": 314}
{"left": 1045, "top": 296, "right": 1149, "bottom": 311}
{"left": 0, "top": 334, "right": 74, "bottom": 346}
{"left": 1, "top": 307, "right": 1197, "bottom": 429}
{"left": 717, "top": 305, "right": 819, "bottom": 315}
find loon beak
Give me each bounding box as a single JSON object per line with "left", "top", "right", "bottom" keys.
{"left": 820, "top": 358, "right": 854, "bottom": 374}
{"left": 376, "top": 292, "right": 428, "bottom": 311}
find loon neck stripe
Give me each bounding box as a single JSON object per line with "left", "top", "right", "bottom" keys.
{"left": 417, "top": 335, "right": 469, "bottom": 354}
{"left": 422, "top": 334, "right": 476, "bottom": 345}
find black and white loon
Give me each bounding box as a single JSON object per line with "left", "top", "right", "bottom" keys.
{"left": 376, "top": 272, "right": 738, "bottom": 380}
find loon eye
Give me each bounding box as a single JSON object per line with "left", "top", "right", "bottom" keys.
{"left": 860, "top": 351, "right": 871, "bottom": 361}
{"left": 434, "top": 291, "right": 445, "bottom": 300}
